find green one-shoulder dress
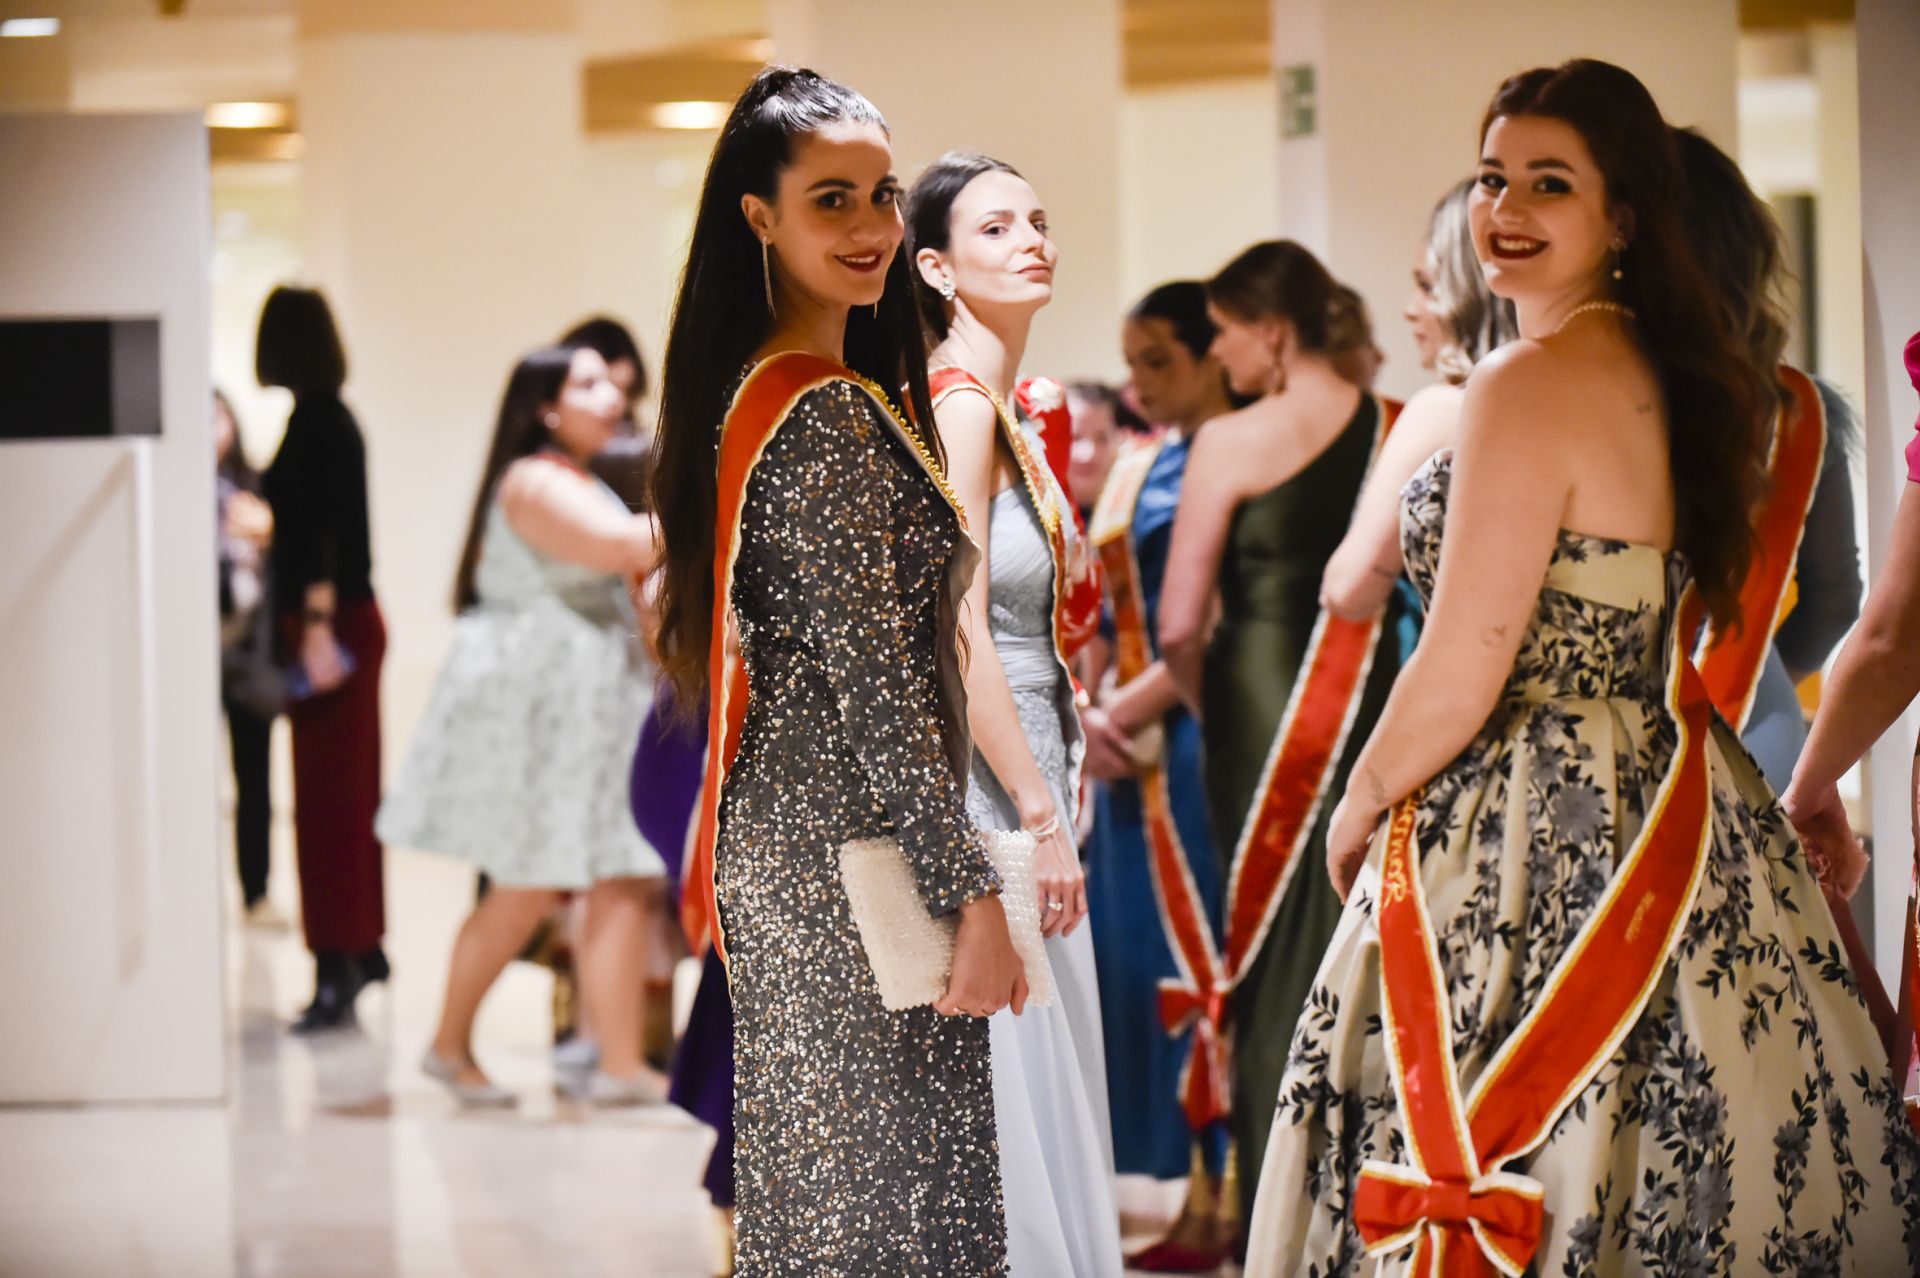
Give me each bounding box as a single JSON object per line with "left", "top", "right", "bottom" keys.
{"left": 1199, "top": 394, "right": 1404, "bottom": 1221}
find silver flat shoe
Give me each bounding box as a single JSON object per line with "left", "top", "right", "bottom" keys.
{"left": 585, "top": 1069, "right": 666, "bottom": 1107}
{"left": 420, "top": 1048, "right": 515, "bottom": 1108}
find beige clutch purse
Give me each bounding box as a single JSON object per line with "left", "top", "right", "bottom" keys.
{"left": 839, "top": 829, "right": 1058, "bottom": 1012}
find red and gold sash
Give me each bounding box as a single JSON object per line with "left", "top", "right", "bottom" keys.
{"left": 1222, "top": 395, "right": 1402, "bottom": 985}
{"left": 683, "top": 352, "right": 966, "bottom": 963}
{"left": 1016, "top": 376, "right": 1104, "bottom": 657}
{"left": 1355, "top": 613, "right": 1713, "bottom": 1276}
{"left": 1090, "top": 433, "right": 1230, "bottom": 1129}
{"left": 1686, "top": 365, "right": 1826, "bottom": 729}
{"left": 930, "top": 367, "right": 1086, "bottom": 673}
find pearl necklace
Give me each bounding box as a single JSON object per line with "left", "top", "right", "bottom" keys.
{"left": 1549, "top": 299, "right": 1635, "bottom": 337}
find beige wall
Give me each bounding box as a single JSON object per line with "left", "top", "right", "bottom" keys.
{"left": 1271, "top": 0, "right": 1740, "bottom": 404}
{"left": 1119, "top": 77, "right": 1282, "bottom": 356}
{"left": 296, "top": 29, "right": 597, "bottom": 734}
{"left": 0, "top": 113, "right": 223, "bottom": 1103}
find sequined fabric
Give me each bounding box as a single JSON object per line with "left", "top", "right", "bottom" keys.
{"left": 717, "top": 379, "right": 1008, "bottom": 1275}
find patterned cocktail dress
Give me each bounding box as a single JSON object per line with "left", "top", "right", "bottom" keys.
{"left": 1245, "top": 452, "right": 1920, "bottom": 1276}
{"left": 717, "top": 379, "right": 1007, "bottom": 1275}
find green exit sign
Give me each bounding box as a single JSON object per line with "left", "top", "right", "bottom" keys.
{"left": 1282, "top": 64, "right": 1317, "bottom": 139}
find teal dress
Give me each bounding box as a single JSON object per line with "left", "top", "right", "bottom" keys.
{"left": 1199, "top": 396, "right": 1404, "bottom": 1221}
{"left": 1085, "top": 433, "right": 1224, "bottom": 1180}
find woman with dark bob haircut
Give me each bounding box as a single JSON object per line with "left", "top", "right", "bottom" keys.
{"left": 649, "top": 66, "right": 1025, "bottom": 1272}
{"left": 1243, "top": 59, "right": 1919, "bottom": 1276}
{"left": 256, "top": 284, "right": 390, "bottom": 1033}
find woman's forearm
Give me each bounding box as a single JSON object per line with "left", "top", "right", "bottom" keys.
{"left": 1794, "top": 481, "right": 1920, "bottom": 793}
{"left": 1106, "top": 660, "right": 1183, "bottom": 735}
{"left": 1162, "top": 617, "right": 1209, "bottom": 712}
{"left": 1795, "top": 624, "right": 1920, "bottom": 795}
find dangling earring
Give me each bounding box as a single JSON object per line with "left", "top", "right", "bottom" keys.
{"left": 938, "top": 278, "right": 956, "bottom": 301}
{"left": 1610, "top": 238, "right": 1625, "bottom": 282}
{"left": 761, "top": 238, "right": 776, "bottom": 316}
{"left": 872, "top": 301, "right": 880, "bottom": 319}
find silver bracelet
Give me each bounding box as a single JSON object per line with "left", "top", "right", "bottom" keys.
{"left": 1023, "top": 814, "right": 1061, "bottom": 840}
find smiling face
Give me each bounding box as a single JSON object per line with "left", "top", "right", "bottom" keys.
{"left": 545, "top": 347, "right": 626, "bottom": 462}
{"left": 1205, "top": 301, "right": 1282, "bottom": 397}
{"left": 1471, "top": 114, "right": 1622, "bottom": 310}
{"left": 916, "top": 168, "right": 1057, "bottom": 315}
{"left": 743, "top": 120, "right": 904, "bottom": 313}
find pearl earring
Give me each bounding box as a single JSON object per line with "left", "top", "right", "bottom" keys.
{"left": 938, "top": 279, "right": 956, "bottom": 301}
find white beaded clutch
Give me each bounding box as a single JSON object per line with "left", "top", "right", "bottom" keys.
{"left": 839, "top": 829, "right": 1058, "bottom": 1013}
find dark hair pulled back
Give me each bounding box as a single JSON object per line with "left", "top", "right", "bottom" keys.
{"left": 1204, "top": 240, "right": 1337, "bottom": 354}
{"left": 649, "top": 66, "right": 940, "bottom": 704}
{"left": 905, "top": 150, "right": 1023, "bottom": 342}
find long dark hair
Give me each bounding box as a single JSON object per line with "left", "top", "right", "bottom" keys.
{"left": 1205, "top": 240, "right": 1338, "bottom": 354}
{"left": 650, "top": 66, "right": 938, "bottom": 703}
{"left": 1484, "top": 60, "right": 1769, "bottom": 627}
{"left": 451, "top": 347, "right": 575, "bottom": 612}
{"left": 1671, "top": 128, "right": 1789, "bottom": 417}
{"left": 1129, "top": 280, "right": 1217, "bottom": 359}
{"left": 905, "top": 150, "right": 1022, "bottom": 341}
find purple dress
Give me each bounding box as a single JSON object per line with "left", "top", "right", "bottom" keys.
{"left": 629, "top": 681, "right": 734, "bottom": 1207}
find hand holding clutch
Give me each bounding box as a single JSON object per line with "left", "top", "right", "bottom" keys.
{"left": 840, "top": 829, "right": 1058, "bottom": 1013}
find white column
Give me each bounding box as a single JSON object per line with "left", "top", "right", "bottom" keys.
{"left": 768, "top": 0, "right": 1125, "bottom": 380}
{"left": 1269, "top": 0, "right": 1739, "bottom": 402}
{"left": 295, "top": 7, "right": 590, "bottom": 736}
{"left": 1857, "top": 0, "right": 1920, "bottom": 981}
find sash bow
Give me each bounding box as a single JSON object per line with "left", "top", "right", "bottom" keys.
{"left": 1354, "top": 1162, "right": 1545, "bottom": 1276}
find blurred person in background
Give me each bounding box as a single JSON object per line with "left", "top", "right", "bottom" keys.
{"left": 256, "top": 285, "right": 389, "bottom": 1033}
{"left": 1323, "top": 282, "right": 1386, "bottom": 391}
{"left": 1064, "top": 381, "right": 1124, "bottom": 521}
{"left": 214, "top": 389, "right": 283, "bottom": 928}
{"left": 1083, "top": 282, "right": 1236, "bottom": 1265}
{"left": 545, "top": 316, "right": 679, "bottom": 1077}
{"left": 376, "top": 345, "right": 665, "bottom": 1108}
{"left": 1319, "top": 177, "right": 1517, "bottom": 624}
{"left": 1157, "top": 241, "right": 1406, "bottom": 1250}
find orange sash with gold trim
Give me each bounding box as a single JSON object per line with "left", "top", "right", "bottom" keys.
{"left": 1091, "top": 434, "right": 1230, "bottom": 1128}
{"left": 930, "top": 368, "right": 1083, "bottom": 676}
{"left": 1016, "top": 376, "right": 1104, "bottom": 657}
{"left": 1222, "top": 395, "right": 1402, "bottom": 984}
{"left": 1687, "top": 365, "right": 1826, "bottom": 728}
{"left": 683, "top": 352, "right": 964, "bottom": 964}
{"left": 1355, "top": 612, "right": 1713, "bottom": 1276}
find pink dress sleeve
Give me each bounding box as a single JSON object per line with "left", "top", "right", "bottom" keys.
{"left": 1906, "top": 330, "right": 1920, "bottom": 483}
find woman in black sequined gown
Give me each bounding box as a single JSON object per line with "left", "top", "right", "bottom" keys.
{"left": 649, "top": 68, "right": 1028, "bottom": 1276}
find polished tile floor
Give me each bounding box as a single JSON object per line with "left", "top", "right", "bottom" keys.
{"left": 0, "top": 793, "right": 1207, "bottom": 1276}
{"left": 0, "top": 828, "right": 718, "bottom": 1278}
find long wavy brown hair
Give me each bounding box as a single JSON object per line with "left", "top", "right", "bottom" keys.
{"left": 1484, "top": 60, "right": 1770, "bottom": 629}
